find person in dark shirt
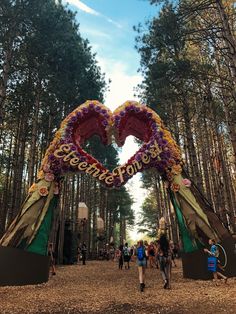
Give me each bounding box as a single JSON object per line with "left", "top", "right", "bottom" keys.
{"left": 157, "top": 234, "right": 172, "bottom": 289}
{"left": 81, "top": 242, "right": 87, "bottom": 265}
{"left": 118, "top": 244, "right": 124, "bottom": 270}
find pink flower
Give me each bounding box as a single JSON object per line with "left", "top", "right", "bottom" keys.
{"left": 45, "top": 173, "right": 55, "bottom": 182}
{"left": 39, "top": 186, "right": 49, "bottom": 196}
{"left": 182, "top": 178, "right": 191, "bottom": 187}
{"left": 43, "top": 164, "right": 51, "bottom": 172}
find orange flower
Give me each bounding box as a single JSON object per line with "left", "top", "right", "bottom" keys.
{"left": 171, "top": 183, "right": 180, "bottom": 192}
{"left": 39, "top": 186, "right": 49, "bottom": 196}
{"left": 29, "top": 183, "right": 37, "bottom": 193}
{"left": 171, "top": 164, "right": 182, "bottom": 175}
{"left": 37, "top": 170, "right": 45, "bottom": 180}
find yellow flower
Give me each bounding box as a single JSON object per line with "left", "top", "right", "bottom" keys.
{"left": 171, "top": 164, "right": 182, "bottom": 175}
{"left": 37, "top": 170, "right": 45, "bottom": 180}
{"left": 29, "top": 183, "right": 37, "bottom": 193}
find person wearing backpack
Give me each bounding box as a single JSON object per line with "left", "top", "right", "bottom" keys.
{"left": 123, "top": 242, "right": 131, "bottom": 269}
{"left": 136, "top": 240, "right": 146, "bottom": 292}
{"left": 204, "top": 239, "right": 228, "bottom": 284}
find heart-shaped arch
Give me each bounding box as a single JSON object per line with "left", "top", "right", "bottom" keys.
{"left": 1, "top": 100, "right": 235, "bottom": 282}
{"left": 38, "top": 100, "right": 183, "bottom": 188}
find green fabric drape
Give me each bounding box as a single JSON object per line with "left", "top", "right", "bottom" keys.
{"left": 27, "top": 195, "right": 58, "bottom": 255}
{"left": 170, "top": 190, "right": 199, "bottom": 253}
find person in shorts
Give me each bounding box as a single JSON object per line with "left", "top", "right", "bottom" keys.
{"left": 148, "top": 242, "right": 156, "bottom": 268}
{"left": 204, "top": 239, "right": 228, "bottom": 284}
{"left": 136, "top": 240, "right": 146, "bottom": 292}
{"left": 123, "top": 242, "right": 131, "bottom": 269}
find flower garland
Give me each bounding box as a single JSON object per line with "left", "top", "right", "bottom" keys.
{"left": 113, "top": 100, "right": 183, "bottom": 185}
{"left": 30, "top": 100, "right": 113, "bottom": 194}
{"left": 29, "top": 100, "right": 186, "bottom": 192}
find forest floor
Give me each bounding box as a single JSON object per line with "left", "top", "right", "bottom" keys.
{"left": 0, "top": 259, "right": 235, "bottom": 314}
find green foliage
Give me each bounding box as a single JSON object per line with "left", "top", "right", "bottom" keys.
{"left": 137, "top": 193, "right": 158, "bottom": 238}
{"left": 1, "top": 0, "right": 106, "bottom": 135}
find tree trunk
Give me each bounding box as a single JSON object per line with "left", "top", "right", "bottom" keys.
{"left": 215, "top": 0, "right": 236, "bottom": 82}
{"left": 182, "top": 102, "right": 202, "bottom": 188}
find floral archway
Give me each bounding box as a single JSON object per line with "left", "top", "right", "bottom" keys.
{"left": 0, "top": 100, "right": 235, "bottom": 282}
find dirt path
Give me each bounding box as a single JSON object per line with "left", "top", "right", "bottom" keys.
{"left": 0, "top": 259, "right": 235, "bottom": 313}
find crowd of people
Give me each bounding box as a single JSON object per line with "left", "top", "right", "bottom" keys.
{"left": 114, "top": 235, "right": 179, "bottom": 292}
{"left": 48, "top": 236, "right": 228, "bottom": 292}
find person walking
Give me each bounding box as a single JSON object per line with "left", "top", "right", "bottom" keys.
{"left": 148, "top": 242, "right": 156, "bottom": 268}
{"left": 123, "top": 242, "right": 131, "bottom": 269}
{"left": 118, "top": 244, "right": 124, "bottom": 270}
{"left": 144, "top": 240, "right": 149, "bottom": 268}
{"left": 204, "top": 239, "right": 228, "bottom": 284}
{"left": 136, "top": 240, "right": 146, "bottom": 292}
{"left": 157, "top": 234, "right": 172, "bottom": 289}
{"left": 81, "top": 242, "right": 87, "bottom": 265}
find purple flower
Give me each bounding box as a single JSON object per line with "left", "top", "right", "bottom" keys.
{"left": 158, "top": 139, "right": 163, "bottom": 146}
{"left": 82, "top": 107, "right": 88, "bottom": 114}
{"left": 160, "top": 152, "right": 168, "bottom": 160}
{"left": 95, "top": 106, "right": 101, "bottom": 112}
{"left": 49, "top": 154, "right": 55, "bottom": 161}
{"left": 102, "top": 120, "right": 108, "bottom": 126}
{"left": 71, "top": 145, "right": 77, "bottom": 151}
{"left": 63, "top": 138, "right": 71, "bottom": 144}
{"left": 70, "top": 116, "right": 77, "bottom": 123}
{"left": 135, "top": 154, "right": 142, "bottom": 161}
{"left": 115, "top": 115, "right": 120, "bottom": 121}
{"left": 62, "top": 165, "right": 68, "bottom": 172}
{"left": 120, "top": 111, "right": 125, "bottom": 117}
{"left": 151, "top": 122, "right": 157, "bottom": 129}
{"left": 76, "top": 111, "right": 82, "bottom": 118}
{"left": 146, "top": 112, "right": 152, "bottom": 119}
{"left": 52, "top": 160, "right": 60, "bottom": 166}
{"left": 101, "top": 109, "right": 107, "bottom": 115}
{"left": 80, "top": 156, "right": 86, "bottom": 162}
{"left": 156, "top": 164, "right": 164, "bottom": 172}
{"left": 134, "top": 107, "right": 140, "bottom": 113}
{"left": 165, "top": 151, "right": 171, "bottom": 158}
{"left": 160, "top": 159, "right": 167, "bottom": 166}
{"left": 89, "top": 103, "right": 95, "bottom": 109}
